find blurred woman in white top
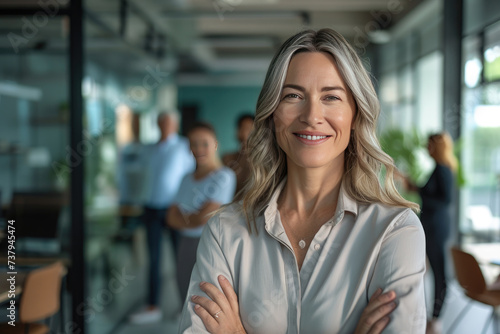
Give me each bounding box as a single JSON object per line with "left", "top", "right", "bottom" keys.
{"left": 178, "top": 29, "right": 426, "bottom": 334}
{"left": 168, "top": 122, "right": 236, "bottom": 304}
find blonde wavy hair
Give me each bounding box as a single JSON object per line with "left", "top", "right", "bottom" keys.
{"left": 239, "top": 28, "right": 419, "bottom": 232}
{"left": 428, "top": 132, "right": 458, "bottom": 172}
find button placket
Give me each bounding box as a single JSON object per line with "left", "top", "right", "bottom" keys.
{"left": 299, "top": 223, "right": 333, "bottom": 298}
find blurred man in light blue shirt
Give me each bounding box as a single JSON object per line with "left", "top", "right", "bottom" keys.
{"left": 130, "top": 110, "right": 194, "bottom": 324}
{"left": 142, "top": 115, "right": 195, "bottom": 209}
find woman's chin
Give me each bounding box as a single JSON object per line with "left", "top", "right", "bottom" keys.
{"left": 292, "top": 159, "right": 330, "bottom": 169}
{"left": 288, "top": 154, "right": 344, "bottom": 170}
{"left": 195, "top": 157, "right": 211, "bottom": 167}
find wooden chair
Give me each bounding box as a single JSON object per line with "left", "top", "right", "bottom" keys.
{"left": 0, "top": 261, "right": 65, "bottom": 334}
{"left": 449, "top": 247, "right": 500, "bottom": 334}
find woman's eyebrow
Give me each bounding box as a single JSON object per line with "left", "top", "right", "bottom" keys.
{"left": 282, "top": 84, "right": 346, "bottom": 93}
{"left": 282, "top": 84, "right": 305, "bottom": 91}
{"left": 321, "top": 86, "right": 346, "bottom": 92}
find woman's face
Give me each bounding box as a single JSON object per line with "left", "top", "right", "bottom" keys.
{"left": 188, "top": 128, "right": 218, "bottom": 166}
{"left": 238, "top": 118, "right": 254, "bottom": 145}
{"left": 427, "top": 138, "right": 441, "bottom": 160}
{"left": 273, "top": 52, "right": 356, "bottom": 171}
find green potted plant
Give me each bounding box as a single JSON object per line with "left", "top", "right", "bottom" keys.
{"left": 380, "top": 128, "right": 427, "bottom": 204}
{"left": 380, "top": 128, "right": 466, "bottom": 205}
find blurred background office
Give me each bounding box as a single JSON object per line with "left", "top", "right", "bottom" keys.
{"left": 0, "top": 0, "right": 499, "bottom": 333}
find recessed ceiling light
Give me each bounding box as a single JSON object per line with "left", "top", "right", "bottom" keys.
{"left": 367, "top": 30, "right": 391, "bottom": 44}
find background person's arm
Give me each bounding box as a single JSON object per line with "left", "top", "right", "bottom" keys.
{"left": 167, "top": 205, "right": 188, "bottom": 230}
{"left": 167, "top": 202, "right": 221, "bottom": 229}
{"left": 367, "top": 209, "right": 427, "bottom": 333}
{"left": 182, "top": 168, "right": 236, "bottom": 228}
{"left": 185, "top": 202, "right": 223, "bottom": 228}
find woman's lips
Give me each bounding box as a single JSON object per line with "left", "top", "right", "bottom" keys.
{"left": 293, "top": 133, "right": 331, "bottom": 145}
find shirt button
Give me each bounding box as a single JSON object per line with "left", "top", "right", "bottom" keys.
{"left": 314, "top": 244, "right": 321, "bottom": 251}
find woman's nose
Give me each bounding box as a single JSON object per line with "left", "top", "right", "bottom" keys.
{"left": 300, "top": 99, "right": 324, "bottom": 126}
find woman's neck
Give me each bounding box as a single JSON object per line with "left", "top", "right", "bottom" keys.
{"left": 279, "top": 159, "right": 344, "bottom": 217}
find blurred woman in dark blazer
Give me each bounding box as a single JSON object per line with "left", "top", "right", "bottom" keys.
{"left": 407, "top": 132, "right": 457, "bottom": 334}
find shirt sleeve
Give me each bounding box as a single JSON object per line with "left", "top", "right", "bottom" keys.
{"left": 178, "top": 214, "right": 235, "bottom": 334}
{"left": 367, "top": 209, "right": 427, "bottom": 333}
{"left": 171, "top": 174, "right": 192, "bottom": 212}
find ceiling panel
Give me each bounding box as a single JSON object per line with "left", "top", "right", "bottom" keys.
{"left": 0, "top": 0, "right": 425, "bottom": 76}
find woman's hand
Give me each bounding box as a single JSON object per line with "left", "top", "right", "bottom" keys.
{"left": 397, "top": 173, "right": 418, "bottom": 193}
{"left": 191, "top": 275, "right": 246, "bottom": 334}
{"left": 354, "top": 288, "right": 397, "bottom": 334}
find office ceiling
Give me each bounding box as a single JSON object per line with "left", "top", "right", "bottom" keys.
{"left": 0, "top": 0, "right": 424, "bottom": 80}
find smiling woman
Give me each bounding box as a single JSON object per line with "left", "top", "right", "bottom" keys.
{"left": 178, "top": 29, "right": 426, "bottom": 334}
{"left": 274, "top": 52, "right": 355, "bottom": 176}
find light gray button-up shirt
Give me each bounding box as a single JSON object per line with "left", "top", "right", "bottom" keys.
{"left": 178, "top": 180, "right": 427, "bottom": 334}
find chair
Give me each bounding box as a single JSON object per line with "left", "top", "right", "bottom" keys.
{"left": 448, "top": 247, "right": 500, "bottom": 334}
{"left": 0, "top": 261, "right": 65, "bottom": 334}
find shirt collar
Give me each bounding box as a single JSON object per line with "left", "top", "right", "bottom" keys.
{"left": 156, "top": 133, "right": 179, "bottom": 150}
{"left": 338, "top": 181, "right": 358, "bottom": 217}
{"left": 263, "top": 177, "right": 358, "bottom": 231}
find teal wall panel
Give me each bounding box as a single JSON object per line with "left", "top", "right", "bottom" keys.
{"left": 178, "top": 86, "right": 261, "bottom": 155}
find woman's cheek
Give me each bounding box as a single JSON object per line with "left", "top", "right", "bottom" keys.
{"left": 274, "top": 106, "right": 296, "bottom": 132}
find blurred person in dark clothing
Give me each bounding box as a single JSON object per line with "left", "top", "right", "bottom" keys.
{"left": 405, "top": 132, "right": 457, "bottom": 334}
{"left": 222, "top": 114, "right": 254, "bottom": 196}
{"left": 129, "top": 110, "right": 195, "bottom": 324}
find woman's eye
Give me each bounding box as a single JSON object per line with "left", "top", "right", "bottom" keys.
{"left": 283, "top": 93, "right": 300, "bottom": 100}
{"left": 325, "top": 95, "right": 340, "bottom": 101}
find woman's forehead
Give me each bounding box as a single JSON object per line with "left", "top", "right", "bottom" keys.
{"left": 284, "top": 52, "right": 347, "bottom": 89}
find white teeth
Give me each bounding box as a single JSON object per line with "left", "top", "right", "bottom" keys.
{"left": 297, "top": 134, "right": 327, "bottom": 140}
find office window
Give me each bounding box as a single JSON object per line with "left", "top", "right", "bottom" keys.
{"left": 379, "top": 72, "right": 398, "bottom": 132}
{"left": 416, "top": 51, "right": 443, "bottom": 134}
{"left": 461, "top": 26, "right": 500, "bottom": 244}
{"left": 463, "top": 35, "right": 483, "bottom": 88}
{"left": 399, "top": 65, "right": 415, "bottom": 130}
{"left": 378, "top": 69, "right": 416, "bottom": 134}
{"left": 485, "top": 21, "right": 500, "bottom": 82}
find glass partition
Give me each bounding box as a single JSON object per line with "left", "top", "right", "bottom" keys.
{"left": 0, "top": 13, "right": 71, "bottom": 327}
{"left": 82, "top": 3, "right": 181, "bottom": 332}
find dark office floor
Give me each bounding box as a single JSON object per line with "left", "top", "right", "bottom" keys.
{"left": 81, "top": 223, "right": 182, "bottom": 334}
{"left": 423, "top": 275, "right": 499, "bottom": 333}
{"left": 113, "top": 226, "right": 182, "bottom": 334}
{"left": 117, "top": 319, "right": 180, "bottom": 334}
